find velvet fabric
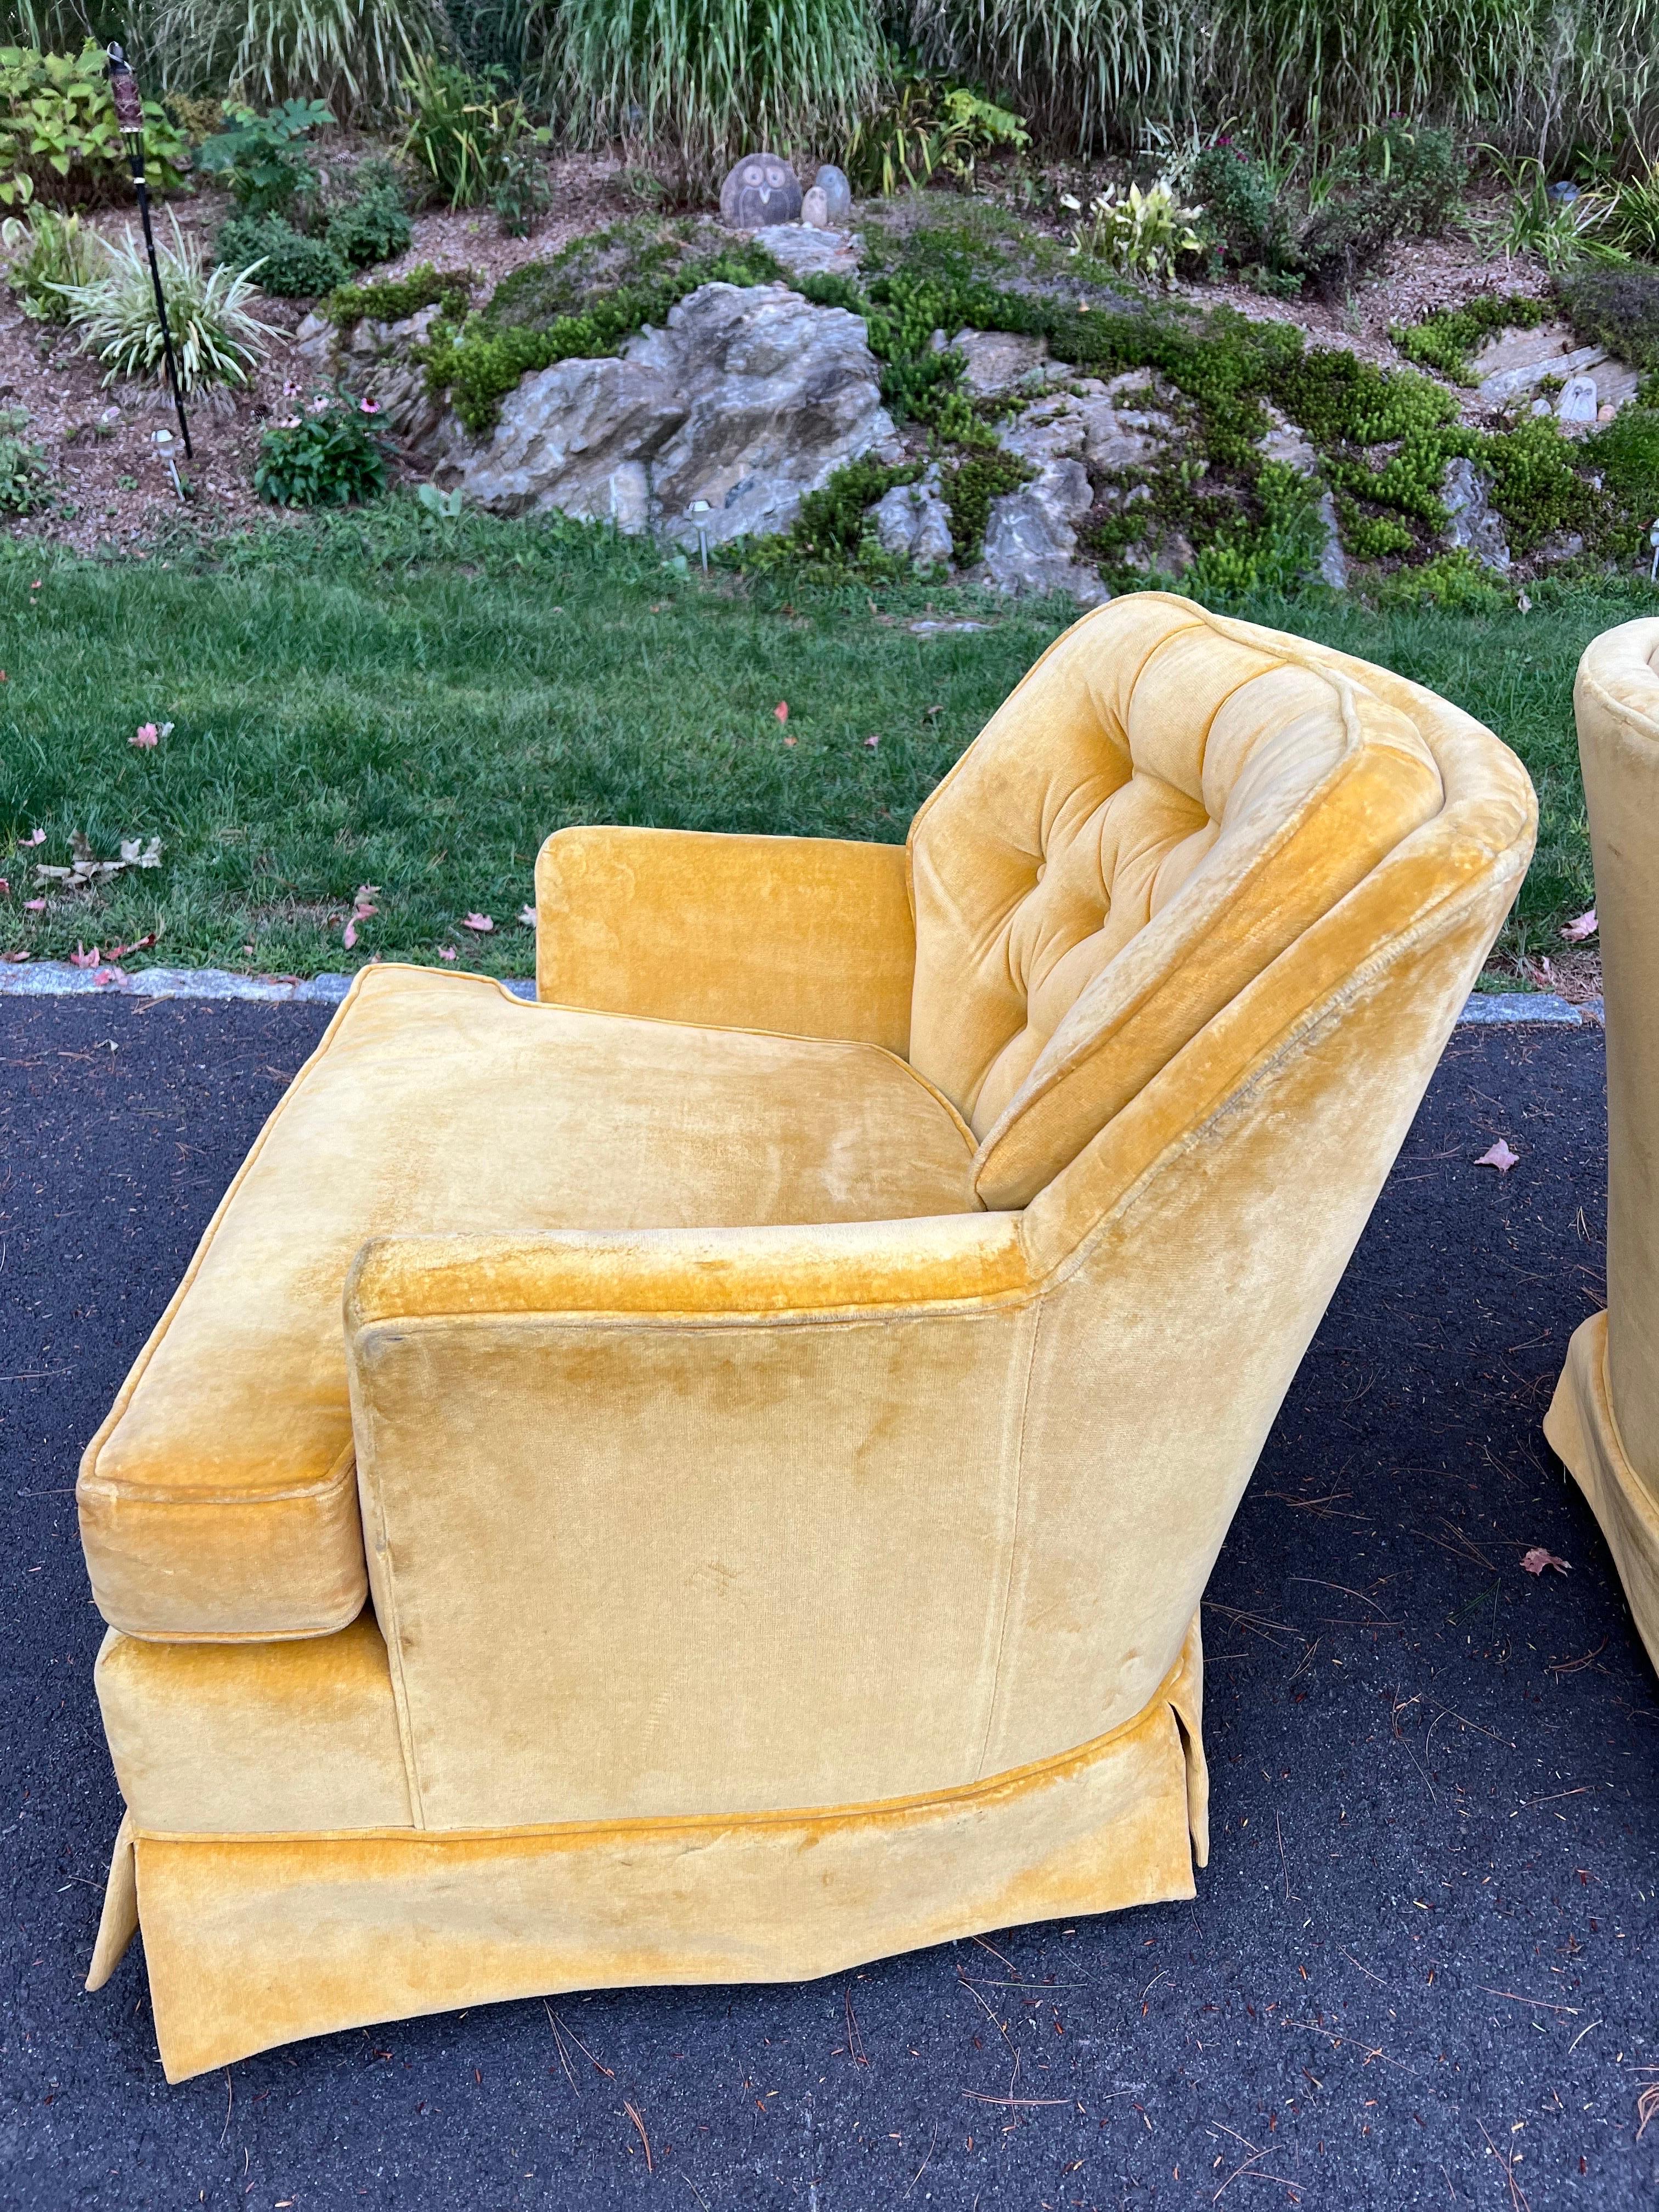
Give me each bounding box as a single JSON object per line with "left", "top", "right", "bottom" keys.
{"left": 1545, "top": 617, "right": 1659, "bottom": 1674}
{"left": 77, "top": 595, "right": 1536, "bottom": 2082}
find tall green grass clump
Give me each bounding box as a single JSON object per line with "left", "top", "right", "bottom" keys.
{"left": 550, "top": 0, "right": 885, "bottom": 187}
{"left": 904, "top": 0, "right": 1659, "bottom": 163}
{"left": 145, "top": 0, "right": 445, "bottom": 118}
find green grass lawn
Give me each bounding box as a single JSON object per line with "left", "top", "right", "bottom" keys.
{"left": 0, "top": 505, "right": 1646, "bottom": 979}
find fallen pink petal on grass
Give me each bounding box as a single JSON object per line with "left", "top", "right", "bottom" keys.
{"left": 131, "top": 721, "right": 172, "bottom": 748}
{"left": 518, "top": 905, "right": 537, "bottom": 928}
{"left": 24, "top": 898, "right": 44, "bottom": 912}
{"left": 774, "top": 701, "right": 789, "bottom": 723}
{"left": 438, "top": 945, "right": 457, "bottom": 961}
{"left": 864, "top": 733, "right": 880, "bottom": 749}
{"left": 1560, "top": 910, "right": 1598, "bottom": 943}
{"left": 22, "top": 828, "right": 45, "bottom": 845}
{"left": 342, "top": 918, "right": 358, "bottom": 950}
{"left": 462, "top": 912, "right": 494, "bottom": 933}
{"left": 1521, "top": 1548, "right": 1571, "bottom": 1576}
{"left": 1475, "top": 1139, "right": 1519, "bottom": 1173}
{"left": 68, "top": 943, "right": 101, "bottom": 968}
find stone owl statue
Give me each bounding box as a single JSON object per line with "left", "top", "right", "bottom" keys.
{"left": 719, "top": 153, "right": 803, "bottom": 228}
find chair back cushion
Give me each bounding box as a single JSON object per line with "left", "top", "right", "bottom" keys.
{"left": 907, "top": 595, "right": 1446, "bottom": 1207}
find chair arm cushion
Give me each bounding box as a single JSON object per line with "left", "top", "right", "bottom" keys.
{"left": 534, "top": 826, "right": 915, "bottom": 1051}
{"left": 345, "top": 1212, "right": 1031, "bottom": 1329}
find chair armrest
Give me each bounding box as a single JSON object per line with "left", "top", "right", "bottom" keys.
{"left": 533, "top": 826, "right": 915, "bottom": 1051}
{"left": 342, "top": 1215, "right": 1036, "bottom": 1828}
{"left": 346, "top": 1212, "right": 1030, "bottom": 1327}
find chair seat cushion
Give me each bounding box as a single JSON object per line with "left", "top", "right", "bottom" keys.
{"left": 78, "top": 967, "right": 979, "bottom": 1643}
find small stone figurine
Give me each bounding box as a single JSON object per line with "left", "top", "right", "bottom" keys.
{"left": 719, "top": 153, "right": 802, "bottom": 228}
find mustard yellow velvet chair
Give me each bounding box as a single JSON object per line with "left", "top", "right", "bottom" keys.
{"left": 1547, "top": 618, "right": 1659, "bottom": 1674}
{"left": 77, "top": 594, "right": 1535, "bottom": 2081}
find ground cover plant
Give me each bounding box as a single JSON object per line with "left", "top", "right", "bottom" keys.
{"left": 0, "top": 509, "right": 1638, "bottom": 980}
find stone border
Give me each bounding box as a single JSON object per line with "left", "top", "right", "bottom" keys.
{"left": 0, "top": 961, "right": 1601, "bottom": 1026}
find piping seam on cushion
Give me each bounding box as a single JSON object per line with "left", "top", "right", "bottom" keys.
{"left": 125, "top": 1645, "right": 1197, "bottom": 1847}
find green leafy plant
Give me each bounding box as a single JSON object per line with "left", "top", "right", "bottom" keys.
{"left": 198, "top": 97, "right": 332, "bottom": 215}
{"left": 0, "top": 41, "right": 190, "bottom": 208}
{"left": 216, "top": 209, "right": 348, "bottom": 296}
{"left": 1605, "top": 162, "right": 1659, "bottom": 261}
{"left": 552, "top": 0, "right": 884, "bottom": 190}
{"left": 145, "top": 0, "right": 444, "bottom": 120}
{"left": 416, "top": 478, "right": 464, "bottom": 517}
{"left": 847, "top": 69, "right": 1028, "bottom": 194}
{"left": 1476, "top": 153, "right": 1626, "bottom": 272}
{"left": 1061, "top": 179, "right": 1204, "bottom": 287}
{"left": 55, "top": 213, "right": 275, "bottom": 392}
{"left": 401, "top": 54, "right": 548, "bottom": 215}
{"left": 255, "top": 388, "right": 388, "bottom": 504}
{"left": 938, "top": 447, "right": 1031, "bottom": 561}
{"left": 1, "top": 200, "right": 94, "bottom": 318}
{"left": 489, "top": 138, "right": 553, "bottom": 235}
{"left": 323, "top": 157, "right": 410, "bottom": 265}
{"left": 0, "top": 403, "right": 49, "bottom": 512}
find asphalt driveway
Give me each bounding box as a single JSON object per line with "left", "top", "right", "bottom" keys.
{"left": 1, "top": 998, "right": 1652, "bottom": 2210}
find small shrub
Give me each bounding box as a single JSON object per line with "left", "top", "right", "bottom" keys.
{"left": 1583, "top": 408, "right": 1659, "bottom": 560}
{"left": 479, "top": 220, "right": 689, "bottom": 331}
{"left": 217, "top": 211, "right": 348, "bottom": 297}
{"left": 1558, "top": 264, "right": 1659, "bottom": 371}
{"left": 255, "top": 390, "right": 388, "bottom": 506}
{"left": 1293, "top": 125, "right": 1462, "bottom": 295}
{"left": 1193, "top": 142, "right": 1293, "bottom": 274}
{"left": 198, "top": 98, "right": 332, "bottom": 215}
{"left": 0, "top": 41, "right": 191, "bottom": 208}
{"left": 326, "top": 261, "right": 473, "bottom": 328}
{"left": 489, "top": 142, "right": 554, "bottom": 236}
{"left": 1186, "top": 462, "right": 1328, "bottom": 596}
{"left": 402, "top": 55, "right": 547, "bottom": 213}
{"left": 1062, "top": 180, "right": 1204, "bottom": 288}
{"left": 1482, "top": 413, "right": 1594, "bottom": 552}
{"left": 788, "top": 456, "right": 923, "bottom": 561}
{"left": 1, "top": 202, "right": 95, "bottom": 320}
{"left": 0, "top": 404, "right": 49, "bottom": 513}
{"left": 847, "top": 71, "right": 1028, "bottom": 195}
{"left": 323, "top": 165, "right": 413, "bottom": 268}
{"left": 56, "top": 214, "right": 274, "bottom": 393}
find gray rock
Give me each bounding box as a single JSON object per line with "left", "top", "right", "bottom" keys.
{"left": 1257, "top": 408, "right": 1346, "bottom": 589}
{"left": 1557, "top": 374, "right": 1600, "bottom": 426}
{"left": 752, "top": 222, "right": 860, "bottom": 279}
{"left": 952, "top": 328, "right": 1048, "bottom": 396}
{"left": 813, "top": 165, "right": 853, "bottom": 224}
{"left": 719, "top": 153, "right": 801, "bottom": 228}
{"left": 871, "top": 479, "right": 953, "bottom": 569}
{"left": 435, "top": 281, "right": 894, "bottom": 546}
{"left": 296, "top": 302, "right": 447, "bottom": 440}
{"left": 1441, "top": 456, "right": 1512, "bottom": 572}
{"left": 1473, "top": 324, "right": 1606, "bottom": 407}
{"left": 979, "top": 458, "right": 1109, "bottom": 603}
{"left": 800, "top": 187, "right": 830, "bottom": 229}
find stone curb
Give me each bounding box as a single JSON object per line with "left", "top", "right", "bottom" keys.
{"left": 0, "top": 962, "right": 1602, "bottom": 1026}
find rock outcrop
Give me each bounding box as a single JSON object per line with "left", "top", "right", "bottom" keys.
{"left": 871, "top": 476, "right": 954, "bottom": 568}
{"left": 1441, "top": 456, "right": 1513, "bottom": 572}
{"left": 430, "top": 281, "right": 896, "bottom": 545}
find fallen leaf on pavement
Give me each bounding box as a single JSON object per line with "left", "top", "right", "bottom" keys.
{"left": 1521, "top": 1548, "right": 1571, "bottom": 1576}
{"left": 1560, "top": 910, "right": 1598, "bottom": 943}
{"left": 1476, "top": 1140, "right": 1519, "bottom": 1173}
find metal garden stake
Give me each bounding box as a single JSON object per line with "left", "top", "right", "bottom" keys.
{"left": 105, "top": 43, "right": 192, "bottom": 459}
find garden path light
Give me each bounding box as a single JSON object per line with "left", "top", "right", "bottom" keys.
{"left": 104, "top": 44, "right": 190, "bottom": 458}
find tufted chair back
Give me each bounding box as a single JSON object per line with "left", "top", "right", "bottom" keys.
{"left": 907, "top": 594, "right": 1447, "bottom": 1208}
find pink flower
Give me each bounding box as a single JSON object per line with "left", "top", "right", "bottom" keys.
{"left": 0, "top": 878, "right": 7, "bottom": 898}
{"left": 132, "top": 723, "right": 159, "bottom": 748}
{"left": 359, "top": 397, "right": 381, "bottom": 415}
{"left": 307, "top": 396, "right": 331, "bottom": 414}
